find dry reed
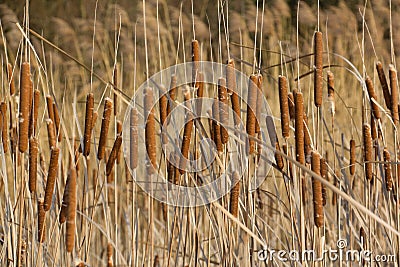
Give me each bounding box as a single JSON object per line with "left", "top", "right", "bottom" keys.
{"left": 0, "top": 102, "right": 8, "bottom": 152}
{"left": 7, "top": 62, "right": 15, "bottom": 95}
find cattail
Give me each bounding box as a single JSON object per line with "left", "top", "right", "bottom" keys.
{"left": 320, "top": 157, "right": 328, "bottom": 206}
{"left": 53, "top": 103, "right": 61, "bottom": 142}
{"left": 376, "top": 61, "right": 391, "bottom": 109}
{"left": 28, "top": 137, "right": 38, "bottom": 193}
{"left": 19, "top": 62, "right": 31, "bottom": 152}
{"left": 360, "top": 227, "right": 367, "bottom": 250}
{"left": 44, "top": 147, "right": 60, "bottom": 211}
{"left": 288, "top": 92, "right": 295, "bottom": 120}
{"left": 37, "top": 198, "right": 46, "bottom": 243}
{"left": 106, "top": 135, "right": 122, "bottom": 177}
{"left": 167, "top": 75, "right": 177, "bottom": 116}
{"left": 60, "top": 163, "right": 76, "bottom": 224}
{"left": 383, "top": 148, "right": 393, "bottom": 191}
{"left": 389, "top": 64, "right": 399, "bottom": 125}
{"left": 274, "top": 142, "right": 284, "bottom": 171}
{"left": 228, "top": 61, "right": 241, "bottom": 126}
{"left": 0, "top": 102, "right": 8, "bottom": 152}
{"left": 7, "top": 63, "right": 15, "bottom": 95}
{"left": 365, "top": 76, "right": 381, "bottom": 119}
{"left": 363, "top": 124, "right": 373, "bottom": 181}
{"left": 144, "top": 88, "right": 157, "bottom": 174}
{"left": 266, "top": 115, "right": 284, "bottom": 170}
{"left": 311, "top": 151, "right": 324, "bottom": 227}
{"left": 66, "top": 166, "right": 77, "bottom": 253}
{"left": 212, "top": 98, "right": 223, "bottom": 152}
{"left": 246, "top": 75, "right": 258, "bottom": 154}
{"left": 229, "top": 171, "right": 241, "bottom": 217}
{"left": 91, "top": 111, "right": 98, "bottom": 132}
{"left": 29, "top": 89, "right": 40, "bottom": 137}
{"left": 130, "top": 107, "right": 138, "bottom": 170}
{"left": 179, "top": 90, "right": 194, "bottom": 174}
{"left": 107, "top": 243, "right": 113, "bottom": 267}
{"left": 98, "top": 98, "right": 113, "bottom": 160}
{"left": 303, "top": 113, "right": 312, "bottom": 162}
{"left": 218, "top": 77, "right": 229, "bottom": 144}
{"left": 314, "top": 31, "right": 323, "bottom": 108}
{"left": 113, "top": 66, "right": 118, "bottom": 117}
{"left": 83, "top": 93, "right": 94, "bottom": 156}
{"left": 371, "top": 114, "right": 378, "bottom": 140}
{"left": 159, "top": 86, "right": 168, "bottom": 146}
{"left": 46, "top": 119, "right": 56, "bottom": 149}
{"left": 255, "top": 74, "right": 263, "bottom": 133}
{"left": 278, "top": 75, "right": 290, "bottom": 138}
{"left": 294, "top": 91, "right": 305, "bottom": 164}
{"left": 350, "top": 139, "right": 356, "bottom": 175}
{"left": 192, "top": 39, "right": 200, "bottom": 84}
{"left": 116, "top": 120, "right": 122, "bottom": 164}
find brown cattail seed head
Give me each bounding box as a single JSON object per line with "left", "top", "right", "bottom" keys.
{"left": 83, "top": 93, "right": 94, "bottom": 156}
{"left": 7, "top": 63, "right": 15, "bottom": 95}
{"left": 29, "top": 89, "right": 40, "bottom": 137}
{"left": 365, "top": 76, "right": 381, "bottom": 119}
{"left": 246, "top": 75, "right": 258, "bottom": 154}
{"left": 47, "top": 119, "right": 56, "bottom": 149}
{"left": 144, "top": 88, "right": 157, "bottom": 174}
{"left": 218, "top": 77, "right": 229, "bottom": 144}
{"left": 350, "top": 139, "right": 356, "bottom": 175}
{"left": 19, "top": 62, "right": 31, "bottom": 152}
{"left": 320, "top": 157, "right": 328, "bottom": 206}
{"left": 389, "top": 64, "right": 399, "bottom": 125}
{"left": 303, "top": 113, "right": 312, "bottom": 162}
{"left": 314, "top": 31, "right": 323, "bottom": 108}
{"left": 311, "top": 151, "right": 324, "bottom": 227}
{"left": 278, "top": 75, "right": 290, "bottom": 138}
{"left": 38, "top": 198, "right": 46, "bottom": 243}
{"left": 212, "top": 98, "right": 223, "bottom": 152}
{"left": 376, "top": 61, "right": 391, "bottom": 109}
{"left": 255, "top": 74, "right": 263, "bottom": 133}
{"left": 28, "top": 137, "right": 38, "bottom": 193}
{"left": 66, "top": 166, "right": 77, "bottom": 253}
{"left": 383, "top": 148, "right": 393, "bottom": 191}
{"left": 294, "top": 91, "right": 305, "bottom": 164}
{"left": 179, "top": 89, "right": 194, "bottom": 174}
{"left": 130, "top": 107, "right": 138, "bottom": 170}
{"left": 229, "top": 171, "right": 241, "bottom": 217}
{"left": 363, "top": 123, "right": 373, "bottom": 181}
{"left": 167, "top": 75, "right": 177, "bottom": 116}
{"left": 44, "top": 147, "right": 60, "bottom": 211}
{"left": 98, "top": 98, "right": 113, "bottom": 160}
{"left": 106, "top": 135, "right": 122, "bottom": 177}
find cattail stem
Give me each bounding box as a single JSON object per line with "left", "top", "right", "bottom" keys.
{"left": 7, "top": 62, "right": 15, "bottom": 96}
{"left": 116, "top": 120, "right": 122, "bottom": 164}
{"left": 0, "top": 102, "right": 8, "bottom": 152}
